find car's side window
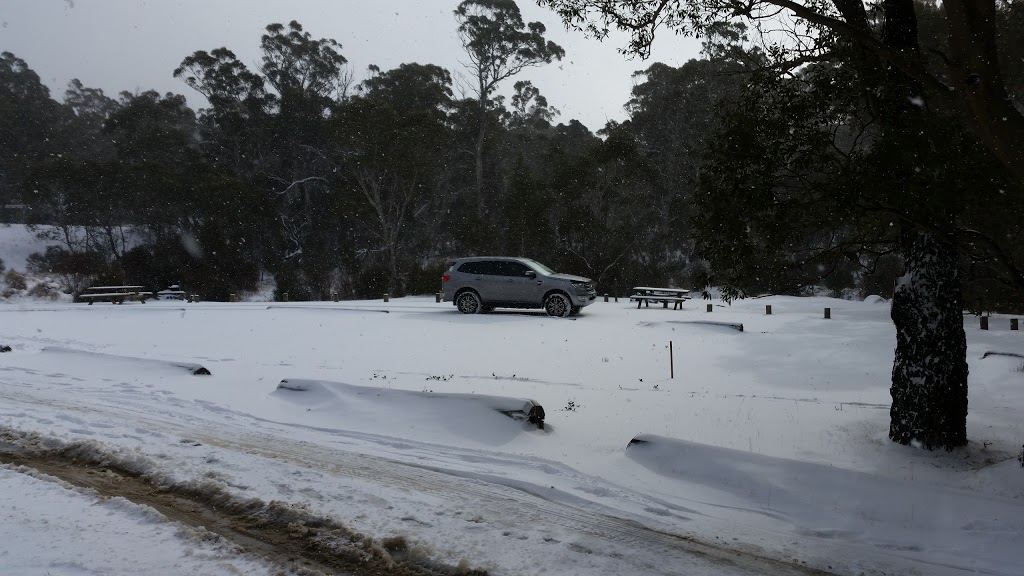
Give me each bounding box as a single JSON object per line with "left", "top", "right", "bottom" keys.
{"left": 458, "top": 262, "right": 481, "bottom": 274}
{"left": 498, "top": 261, "right": 530, "bottom": 277}
{"left": 476, "top": 261, "right": 502, "bottom": 275}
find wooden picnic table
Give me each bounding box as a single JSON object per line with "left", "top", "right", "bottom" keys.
{"left": 157, "top": 289, "right": 187, "bottom": 300}
{"left": 80, "top": 285, "right": 154, "bottom": 305}
{"left": 630, "top": 287, "right": 691, "bottom": 310}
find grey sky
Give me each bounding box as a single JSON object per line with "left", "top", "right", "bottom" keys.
{"left": 1, "top": 0, "right": 701, "bottom": 131}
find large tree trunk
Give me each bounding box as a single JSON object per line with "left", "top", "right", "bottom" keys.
{"left": 878, "top": 0, "right": 969, "bottom": 450}
{"left": 475, "top": 102, "right": 487, "bottom": 219}
{"left": 889, "top": 229, "right": 969, "bottom": 449}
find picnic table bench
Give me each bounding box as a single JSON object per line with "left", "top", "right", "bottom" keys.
{"left": 630, "top": 286, "right": 691, "bottom": 310}
{"left": 80, "top": 285, "right": 154, "bottom": 305}
{"left": 157, "top": 287, "right": 187, "bottom": 300}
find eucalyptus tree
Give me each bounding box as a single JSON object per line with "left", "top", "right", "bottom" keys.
{"left": 455, "top": 0, "right": 565, "bottom": 217}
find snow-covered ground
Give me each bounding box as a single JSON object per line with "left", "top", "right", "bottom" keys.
{"left": 1, "top": 293, "right": 1021, "bottom": 575}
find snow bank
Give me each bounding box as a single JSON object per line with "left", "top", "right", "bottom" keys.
{"left": 626, "top": 434, "right": 1024, "bottom": 575}
{"left": 41, "top": 347, "right": 211, "bottom": 375}
{"left": 274, "top": 379, "right": 546, "bottom": 440}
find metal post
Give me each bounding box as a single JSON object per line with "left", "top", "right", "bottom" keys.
{"left": 332, "top": 292, "right": 339, "bottom": 302}
{"left": 229, "top": 293, "right": 236, "bottom": 303}
{"left": 283, "top": 292, "right": 289, "bottom": 302}
{"left": 669, "top": 341, "right": 674, "bottom": 380}
{"left": 383, "top": 293, "right": 389, "bottom": 303}
{"left": 706, "top": 304, "right": 713, "bottom": 313}
{"left": 1012, "top": 318, "right": 1019, "bottom": 331}
{"left": 766, "top": 304, "right": 772, "bottom": 315}
{"left": 604, "top": 294, "right": 609, "bottom": 303}
{"left": 980, "top": 316, "right": 989, "bottom": 330}
{"left": 435, "top": 293, "right": 441, "bottom": 303}
{"left": 824, "top": 307, "right": 831, "bottom": 319}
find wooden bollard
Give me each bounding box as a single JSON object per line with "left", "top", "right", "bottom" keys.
{"left": 669, "top": 340, "right": 674, "bottom": 379}
{"left": 283, "top": 292, "right": 289, "bottom": 302}
{"left": 1012, "top": 318, "right": 1019, "bottom": 331}
{"left": 332, "top": 292, "right": 339, "bottom": 302}
{"left": 604, "top": 294, "right": 609, "bottom": 303}
{"left": 614, "top": 296, "right": 618, "bottom": 303}
{"left": 706, "top": 304, "right": 713, "bottom": 313}
{"left": 824, "top": 307, "right": 831, "bottom": 319}
{"left": 435, "top": 292, "right": 441, "bottom": 303}
{"left": 766, "top": 304, "right": 772, "bottom": 315}
{"left": 980, "top": 316, "right": 989, "bottom": 330}
{"left": 383, "top": 293, "right": 390, "bottom": 303}
{"left": 229, "top": 293, "right": 236, "bottom": 302}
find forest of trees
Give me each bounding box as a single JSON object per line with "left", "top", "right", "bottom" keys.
{"left": 1, "top": 0, "right": 1021, "bottom": 314}
{"left": 2, "top": 0, "right": 1023, "bottom": 450}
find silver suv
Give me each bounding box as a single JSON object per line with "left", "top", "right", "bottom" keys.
{"left": 441, "top": 257, "right": 597, "bottom": 317}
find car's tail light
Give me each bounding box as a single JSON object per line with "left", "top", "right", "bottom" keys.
{"left": 442, "top": 274, "right": 451, "bottom": 283}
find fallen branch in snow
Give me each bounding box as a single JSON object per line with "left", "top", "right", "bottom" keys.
{"left": 667, "top": 320, "right": 745, "bottom": 332}
{"left": 981, "top": 351, "right": 1024, "bottom": 360}
{"left": 40, "top": 348, "right": 211, "bottom": 375}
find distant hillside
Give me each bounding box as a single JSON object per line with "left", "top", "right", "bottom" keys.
{"left": 0, "top": 224, "right": 61, "bottom": 273}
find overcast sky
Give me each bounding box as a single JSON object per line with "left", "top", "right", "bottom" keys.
{"left": 1, "top": 0, "right": 702, "bottom": 131}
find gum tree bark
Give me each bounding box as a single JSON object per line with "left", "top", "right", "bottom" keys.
{"left": 889, "top": 230, "right": 969, "bottom": 449}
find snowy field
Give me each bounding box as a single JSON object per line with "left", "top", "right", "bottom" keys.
{"left": 1, "top": 293, "right": 1022, "bottom": 575}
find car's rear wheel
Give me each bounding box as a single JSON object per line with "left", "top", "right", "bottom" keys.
{"left": 456, "top": 291, "right": 483, "bottom": 314}
{"left": 544, "top": 293, "right": 572, "bottom": 318}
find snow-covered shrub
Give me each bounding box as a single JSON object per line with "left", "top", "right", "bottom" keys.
{"left": 27, "top": 282, "right": 61, "bottom": 301}
{"left": 4, "top": 269, "right": 27, "bottom": 291}
{"left": 26, "top": 246, "right": 107, "bottom": 294}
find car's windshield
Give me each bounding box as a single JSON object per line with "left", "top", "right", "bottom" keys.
{"left": 523, "top": 260, "right": 555, "bottom": 275}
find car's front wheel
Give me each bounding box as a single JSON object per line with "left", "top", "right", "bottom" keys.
{"left": 544, "top": 293, "right": 572, "bottom": 318}
{"left": 456, "top": 291, "right": 483, "bottom": 314}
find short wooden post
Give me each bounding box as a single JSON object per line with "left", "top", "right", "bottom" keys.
{"left": 604, "top": 294, "right": 609, "bottom": 303}
{"left": 766, "top": 304, "right": 772, "bottom": 315}
{"left": 706, "top": 304, "right": 713, "bottom": 313}
{"left": 283, "top": 292, "right": 289, "bottom": 302}
{"left": 980, "top": 316, "right": 989, "bottom": 330}
{"left": 614, "top": 296, "right": 618, "bottom": 303}
{"left": 332, "top": 292, "right": 339, "bottom": 302}
{"left": 824, "top": 307, "right": 831, "bottom": 319}
{"left": 1012, "top": 318, "right": 1019, "bottom": 331}
{"left": 435, "top": 292, "right": 441, "bottom": 303}
{"left": 669, "top": 341, "right": 674, "bottom": 380}
{"left": 229, "top": 293, "right": 236, "bottom": 302}
{"left": 383, "top": 293, "right": 390, "bottom": 303}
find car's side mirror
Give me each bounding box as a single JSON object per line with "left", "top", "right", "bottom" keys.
{"left": 524, "top": 270, "right": 536, "bottom": 278}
